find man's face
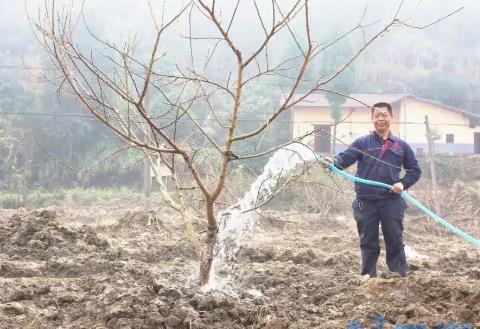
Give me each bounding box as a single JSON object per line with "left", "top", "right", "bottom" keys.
{"left": 371, "top": 106, "right": 392, "bottom": 134}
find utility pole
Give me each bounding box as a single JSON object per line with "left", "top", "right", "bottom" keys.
{"left": 331, "top": 123, "right": 337, "bottom": 156}
{"left": 424, "top": 115, "right": 440, "bottom": 215}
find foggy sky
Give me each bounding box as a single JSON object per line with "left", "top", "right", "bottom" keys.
{"left": 1, "top": 0, "right": 478, "bottom": 105}
{"left": 0, "top": 0, "right": 475, "bottom": 59}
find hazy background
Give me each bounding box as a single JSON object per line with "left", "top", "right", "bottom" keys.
{"left": 2, "top": 1, "right": 478, "bottom": 108}
{"left": 0, "top": 0, "right": 478, "bottom": 198}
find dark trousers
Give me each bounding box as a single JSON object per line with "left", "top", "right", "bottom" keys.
{"left": 352, "top": 197, "right": 407, "bottom": 277}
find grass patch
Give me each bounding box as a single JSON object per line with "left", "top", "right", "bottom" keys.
{"left": 0, "top": 187, "right": 143, "bottom": 209}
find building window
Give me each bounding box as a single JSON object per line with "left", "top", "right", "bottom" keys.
{"left": 446, "top": 134, "right": 454, "bottom": 144}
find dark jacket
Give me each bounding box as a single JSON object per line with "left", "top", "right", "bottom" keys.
{"left": 333, "top": 132, "right": 421, "bottom": 200}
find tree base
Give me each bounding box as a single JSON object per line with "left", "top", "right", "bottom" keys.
{"left": 198, "top": 228, "right": 217, "bottom": 285}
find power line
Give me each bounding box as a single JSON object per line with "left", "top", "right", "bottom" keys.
{"left": 0, "top": 111, "right": 476, "bottom": 127}
{"left": 1, "top": 111, "right": 93, "bottom": 118}
{"left": 0, "top": 65, "right": 49, "bottom": 70}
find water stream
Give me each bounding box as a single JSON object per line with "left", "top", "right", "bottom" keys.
{"left": 204, "top": 143, "right": 316, "bottom": 293}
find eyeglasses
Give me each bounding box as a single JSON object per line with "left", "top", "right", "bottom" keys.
{"left": 372, "top": 112, "right": 390, "bottom": 119}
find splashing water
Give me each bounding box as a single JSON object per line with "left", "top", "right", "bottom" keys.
{"left": 405, "top": 245, "right": 429, "bottom": 261}
{"left": 204, "top": 143, "right": 316, "bottom": 293}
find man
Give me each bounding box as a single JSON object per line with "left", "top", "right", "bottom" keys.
{"left": 331, "top": 102, "right": 421, "bottom": 277}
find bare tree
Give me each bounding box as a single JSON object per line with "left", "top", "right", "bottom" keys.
{"left": 30, "top": 0, "right": 460, "bottom": 284}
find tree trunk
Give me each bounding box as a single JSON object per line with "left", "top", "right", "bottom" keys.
{"left": 198, "top": 228, "right": 217, "bottom": 285}
{"left": 198, "top": 199, "right": 219, "bottom": 285}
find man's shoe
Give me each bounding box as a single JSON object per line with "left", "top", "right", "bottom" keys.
{"left": 380, "top": 271, "right": 405, "bottom": 279}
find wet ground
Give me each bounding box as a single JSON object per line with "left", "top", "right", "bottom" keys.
{"left": 0, "top": 202, "right": 479, "bottom": 328}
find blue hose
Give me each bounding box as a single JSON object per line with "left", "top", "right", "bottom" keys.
{"left": 319, "top": 158, "right": 480, "bottom": 247}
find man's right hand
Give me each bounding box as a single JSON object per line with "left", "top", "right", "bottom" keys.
{"left": 323, "top": 156, "right": 334, "bottom": 163}
{"left": 319, "top": 156, "right": 335, "bottom": 173}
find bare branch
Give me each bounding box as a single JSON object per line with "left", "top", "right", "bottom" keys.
{"left": 397, "top": 7, "right": 463, "bottom": 29}
{"left": 138, "top": 1, "right": 194, "bottom": 108}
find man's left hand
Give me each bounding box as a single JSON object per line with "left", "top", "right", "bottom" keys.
{"left": 391, "top": 182, "right": 404, "bottom": 194}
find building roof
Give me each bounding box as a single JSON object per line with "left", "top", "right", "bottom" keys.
{"left": 292, "top": 93, "right": 405, "bottom": 108}
{"left": 409, "top": 95, "right": 480, "bottom": 121}
{"left": 292, "top": 93, "right": 480, "bottom": 121}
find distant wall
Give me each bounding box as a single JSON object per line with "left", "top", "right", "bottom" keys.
{"left": 292, "top": 99, "right": 480, "bottom": 154}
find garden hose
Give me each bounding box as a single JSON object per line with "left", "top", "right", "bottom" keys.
{"left": 317, "top": 157, "right": 480, "bottom": 247}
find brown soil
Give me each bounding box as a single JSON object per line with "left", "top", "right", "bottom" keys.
{"left": 0, "top": 204, "right": 479, "bottom": 328}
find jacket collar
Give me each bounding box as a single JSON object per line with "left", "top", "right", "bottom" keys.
{"left": 372, "top": 131, "right": 398, "bottom": 142}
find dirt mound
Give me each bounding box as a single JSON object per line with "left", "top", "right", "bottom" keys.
{"left": 0, "top": 210, "right": 109, "bottom": 260}
{"left": 113, "top": 210, "right": 151, "bottom": 229}
{"left": 351, "top": 273, "right": 480, "bottom": 326}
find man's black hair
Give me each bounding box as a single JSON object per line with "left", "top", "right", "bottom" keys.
{"left": 372, "top": 102, "right": 392, "bottom": 116}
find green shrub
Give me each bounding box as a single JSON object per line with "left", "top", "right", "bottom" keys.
{"left": 0, "top": 187, "right": 142, "bottom": 209}
{"left": 418, "top": 155, "right": 480, "bottom": 185}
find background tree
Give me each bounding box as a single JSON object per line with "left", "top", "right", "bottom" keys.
{"left": 321, "top": 33, "right": 355, "bottom": 155}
